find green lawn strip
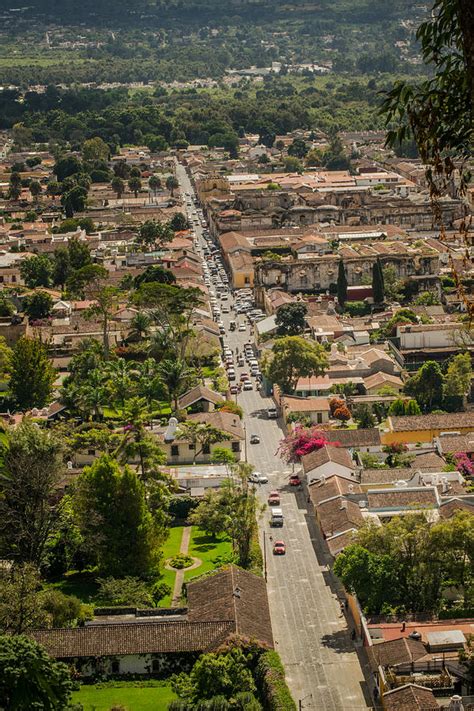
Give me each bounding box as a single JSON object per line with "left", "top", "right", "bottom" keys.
{"left": 183, "top": 527, "right": 233, "bottom": 583}
{"left": 71, "top": 681, "right": 176, "bottom": 711}
{"left": 157, "top": 525, "right": 184, "bottom": 607}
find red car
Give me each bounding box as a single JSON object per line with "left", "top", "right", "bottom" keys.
{"left": 268, "top": 491, "right": 280, "bottom": 505}
{"left": 289, "top": 475, "right": 302, "bottom": 487}
{"left": 273, "top": 540, "right": 286, "bottom": 555}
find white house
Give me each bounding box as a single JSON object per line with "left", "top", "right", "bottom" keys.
{"left": 301, "top": 445, "right": 358, "bottom": 485}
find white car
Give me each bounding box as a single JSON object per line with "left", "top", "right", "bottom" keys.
{"left": 242, "top": 381, "right": 253, "bottom": 391}
{"left": 238, "top": 323, "right": 246, "bottom": 331}
{"left": 249, "top": 472, "right": 268, "bottom": 484}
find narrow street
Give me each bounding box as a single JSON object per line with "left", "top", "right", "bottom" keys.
{"left": 176, "top": 161, "right": 372, "bottom": 711}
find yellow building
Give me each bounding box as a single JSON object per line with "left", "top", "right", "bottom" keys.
{"left": 381, "top": 413, "right": 474, "bottom": 445}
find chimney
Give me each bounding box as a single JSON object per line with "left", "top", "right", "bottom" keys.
{"left": 401, "top": 621, "right": 406, "bottom": 632}
{"left": 340, "top": 499, "right": 348, "bottom": 511}
{"left": 442, "top": 477, "right": 449, "bottom": 494}
{"left": 448, "top": 696, "right": 464, "bottom": 711}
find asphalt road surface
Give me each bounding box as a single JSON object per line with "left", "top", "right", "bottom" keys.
{"left": 176, "top": 161, "right": 372, "bottom": 711}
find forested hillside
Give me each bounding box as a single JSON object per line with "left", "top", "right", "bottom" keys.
{"left": 0, "top": 0, "right": 429, "bottom": 86}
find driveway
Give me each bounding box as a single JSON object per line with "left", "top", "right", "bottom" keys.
{"left": 176, "top": 161, "right": 372, "bottom": 711}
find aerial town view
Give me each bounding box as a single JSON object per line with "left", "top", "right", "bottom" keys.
{"left": 0, "top": 0, "right": 472, "bottom": 709}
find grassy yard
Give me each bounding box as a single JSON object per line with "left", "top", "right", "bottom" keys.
{"left": 157, "top": 525, "right": 184, "bottom": 607}
{"left": 71, "top": 681, "right": 176, "bottom": 711}
{"left": 184, "top": 527, "right": 233, "bottom": 583}
{"left": 48, "top": 570, "right": 99, "bottom": 604}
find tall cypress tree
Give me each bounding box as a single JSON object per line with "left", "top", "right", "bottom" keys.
{"left": 337, "top": 259, "right": 348, "bottom": 309}
{"left": 372, "top": 257, "right": 385, "bottom": 304}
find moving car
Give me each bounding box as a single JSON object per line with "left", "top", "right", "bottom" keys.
{"left": 250, "top": 434, "right": 260, "bottom": 444}
{"left": 249, "top": 471, "right": 268, "bottom": 484}
{"left": 267, "top": 407, "right": 278, "bottom": 419}
{"left": 268, "top": 491, "right": 280, "bottom": 505}
{"left": 273, "top": 540, "right": 286, "bottom": 555}
{"left": 289, "top": 475, "right": 302, "bottom": 487}
{"left": 238, "top": 323, "right": 246, "bottom": 331}
{"left": 230, "top": 385, "right": 239, "bottom": 395}
{"left": 242, "top": 381, "right": 253, "bottom": 390}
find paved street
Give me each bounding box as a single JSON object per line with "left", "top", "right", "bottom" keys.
{"left": 176, "top": 161, "right": 372, "bottom": 711}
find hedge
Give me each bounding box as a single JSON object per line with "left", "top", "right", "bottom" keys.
{"left": 256, "top": 651, "right": 296, "bottom": 711}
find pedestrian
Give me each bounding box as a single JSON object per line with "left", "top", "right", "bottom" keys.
{"left": 351, "top": 629, "right": 356, "bottom": 641}
{"left": 307, "top": 495, "right": 310, "bottom": 503}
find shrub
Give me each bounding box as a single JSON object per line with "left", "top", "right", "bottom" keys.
{"left": 169, "top": 496, "right": 199, "bottom": 522}
{"left": 96, "top": 577, "right": 153, "bottom": 607}
{"left": 255, "top": 651, "right": 296, "bottom": 710}
{"left": 169, "top": 554, "right": 194, "bottom": 569}
{"left": 152, "top": 581, "right": 172, "bottom": 604}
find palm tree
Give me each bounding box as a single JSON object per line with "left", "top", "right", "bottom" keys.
{"left": 156, "top": 358, "right": 194, "bottom": 412}
{"left": 74, "top": 369, "right": 108, "bottom": 420}
{"left": 165, "top": 175, "right": 178, "bottom": 197}
{"left": 148, "top": 175, "right": 161, "bottom": 196}
{"left": 104, "top": 358, "right": 136, "bottom": 410}
{"left": 129, "top": 311, "right": 151, "bottom": 342}
{"left": 135, "top": 359, "right": 166, "bottom": 409}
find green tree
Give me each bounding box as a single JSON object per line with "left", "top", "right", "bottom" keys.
{"left": 52, "top": 246, "right": 71, "bottom": 288}
{"left": 444, "top": 352, "right": 472, "bottom": 398}
{"left": 82, "top": 136, "right": 110, "bottom": 162}
{"left": 372, "top": 257, "right": 385, "bottom": 305}
{"left": 288, "top": 138, "right": 308, "bottom": 158}
{"left": 61, "top": 185, "right": 88, "bottom": 217}
{"left": 334, "top": 543, "right": 396, "bottom": 614}
{"left": 96, "top": 576, "right": 153, "bottom": 607}
{"left": 68, "top": 235, "right": 92, "bottom": 270}
{"left": 0, "top": 564, "right": 48, "bottom": 634}
{"left": 111, "top": 175, "right": 125, "bottom": 199}
{"left": 404, "top": 360, "right": 444, "bottom": 412}
{"left": 337, "top": 259, "right": 348, "bottom": 309}
{"left": 29, "top": 180, "right": 42, "bottom": 202}
{"left": 188, "top": 489, "right": 229, "bottom": 540}
{"left": 283, "top": 155, "right": 303, "bottom": 173}
{"left": 0, "top": 634, "right": 73, "bottom": 710}
{"left": 128, "top": 176, "right": 142, "bottom": 197}
{"left": 0, "top": 422, "right": 64, "bottom": 566}
{"left": 266, "top": 336, "right": 328, "bottom": 394}
{"left": 54, "top": 154, "right": 82, "bottom": 182}
{"left": 137, "top": 219, "right": 174, "bottom": 250}
{"left": 9, "top": 337, "right": 56, "bottom": 410}
{"left": 129, "top": 311, "right": 151, "bottom": 341}
{"left": 148, "top": 175, "right": 162, "bottom": 196}
{"left": 275, "top": 302, "right": 307, "bottom": 336}
{"left": 166, "top": 175, "right": 179, "bottom": 197}
{"left": 20, "top": 254, "right": 53, "bottom": 288}
{"left": 353, "top": 403, "right": 375, "bottom": 429}
{"left": 169, "top": 212, "right": 189, "bottom": 231}
{"left": 157, "top": 358, "right": 195, "bottom": 411}
{"left": 74, "top": 454, "right": 158, "bottom": 577}
{"left": 23, "top": 291, "right": 53, "bottom": 320}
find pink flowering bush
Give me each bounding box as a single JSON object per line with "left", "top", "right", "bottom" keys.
{"left": 454, "top": 452, "right": 474, "bottom": 477}
{"left": 278, "top": 425, "right": 338, "bottom": 463}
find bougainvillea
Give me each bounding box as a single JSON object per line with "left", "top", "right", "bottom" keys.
{"left": 277, "top": 425, "right": 339, "bottom": 463}
{"left": 454, "top": 452, "right": 474, "bottom": 478}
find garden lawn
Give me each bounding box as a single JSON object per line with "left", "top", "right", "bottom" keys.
{"left": 47, "top": 570, "right": 99, "bottom": 604}
{"left": 184, "top": 527, "right": 233, "bottom": 583}
{"left": 157, "top": 525, "right": 184, "bottom": 607}
{"left": 71, "top": 681, "right": 176, "bottom": 711}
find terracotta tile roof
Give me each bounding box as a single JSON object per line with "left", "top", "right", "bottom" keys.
{"left": 367, "top": 487, "right": 439, "bottom": 510}
{"left": 389, "top": 413, "right": 474, "bottom": 433}
{"left": 188, "top": 566, "right": 273, "bottom": 648}
{"left": 302, "top": 445, "right": 355, "bottom": 475}
{"left": 325, "top": 428, "right": 381, "bottom": 448}
{"left": 281, "top": 396, "right": 330, "bottom": 413}
{"left": 178, "top": 386, "right": 224, "bottom": 409}
{"left": 382, "top": 684, "right": 440, "bottom": 710}
{"left": 364, "top": 372, "right": 403, "bottom": 390}
{"left": 188, "top": 411, "right": 244, "bottom": 440}
{"left": 309, "top": 475, "right": 362, "bottom": 506}
{"left": 409, "top": 452, "right": 446, "bottom": 471}
{"left": 437, "top": 433, "right": 474, "bottom": 454}
{"left": 361, "top": 468, "right": 414, "bottom": 485}
{"left": 326, "top": 529, "right": 358, "bottom": 556}
{"left": 31, "top": 620, "right": 235, "bottom": 659}
{"left": 439, "top": 498, "right": 474, "bottom": 519}
{"left": 316, "top": 496, "right": 364, "bottom": 537}
{"left": 368, "top": 637, "right": 427, "bottom": 671}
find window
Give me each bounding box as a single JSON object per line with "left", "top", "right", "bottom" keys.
{"left": 171, "top": 445, "right": 179, "bottom": 457}
{"left": 88, "top": 449, "right": 95, "bottom": 456}
{"left": 0, "top": 277, "right": 3, "bottom": 283}
{"left": 244, "top": 276, "right": 250, "bottom": 284}
{"left": 188, "top": 443, "right": 195, "bottom": 450}
{"left": 202, "top": 444, "right": 210, "bottom": 455}
{"left": 111, "top": 660, "right": 120, "bottom": 674}
{"left": 317, "top": 412, "right": 323, "bottom": 424}
{"left": 231, "top": 442, "right": 240, "bottom": 453}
